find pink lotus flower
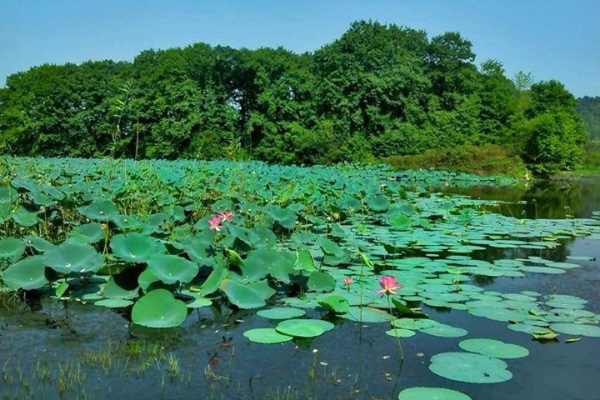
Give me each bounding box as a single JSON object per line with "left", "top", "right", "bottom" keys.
{"left": 343, "top": 277, "right": 353, "bottom": 285}
{"left": 208, "top": 216, "right": 223, "bottom": 231}
{"left": 377, "top": 276, "right": 402, "bottom": 295}
{"left": 218, "top": 211, "right": 234, "bottom": 222}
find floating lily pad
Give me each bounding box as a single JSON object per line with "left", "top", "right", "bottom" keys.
{"left": 429, "top": 352, "right": 512, "bottom": 384}
{"left": 243, "top": 328, "right": 293, "bottom": 344}
{"left": 398, "top": 387, "right": 472, "bottom": 400}
{"left": 257, "top": 307, "right": 306, "bottom": 320}
{"left": 385, "top": 328, "right": 416, "bottom": 338}
{"left": 341, "top": 306, "right": 394, "bottom": 323}
{"left": 549, "top": 323, "right": 600, "bottom": 337}
{"left": 420, "top": 323, "right": 468, "bottom": 338}
{"left": 459, "top": 338, "right": 529, "bottom": 359}
{"left": 276, "top": 319, "right": 333, "bottom": 338}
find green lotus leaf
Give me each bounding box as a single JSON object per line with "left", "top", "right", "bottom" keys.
{"left": 186, "top": 296, "right": 212, "bottom": 308}
{"left": 78, "top": 199, "right": 119, "bottom": 221}
{"left": 398, "top": 387, "right": 472, "bottom": 400}
{"left": 307, "top": 271, "right": 335, "bottom": 292}
{"left": 420, "top": 322, "right": 468, "bottom": 338}
{"left": 549, "top": 323, "right": 600, "bottom": 337}
{"left": 392, "top": 318, "right": 439, "bottom": 330}
{"left": 318, "top": 294, "right": 350, "bottom": 314}
{"left": 54, "top": 281, "right": 69, "bottom": 297}
{"left": 2, "top": 255, "right": 49, "bottom": 290}
{"left": 103, "top": 276, "right": 139, "bottom": 300}
{"left": 276, "top": 319, "right": 333, "bottom": 338}
{"left": 197, "top": 263, "right": 228, "bottom": 296}
{"left": 0, "top": 237, "right": 25, "bottom": 262}
{"left": 390, "top": 214, "right": 412, "bottom": 230}
{"left": 94, "top": 299, "right": 134, "bottom": 308}
{"left": 185, "top": 235, "right": 217, "bottom": 267}
{"left": 138, "top": 269, "right": 162, "bottom": 292}
{"left": 264, "top": 206, "right": 296, "bottom": 229}
{"left": 244, "top": 249, "right": 295, "bottom": 283}
{"left": 459, "top": 338, "right": 529, "bottom": 359}
{"left": 243, "top": 328, "right": 293, "bottom": 344}
{"left": 429, "top": 352, "right": 513, "bottom": 384}
{"left": 146, "top": 254, "right": 199, "bottom": 285}
{"left": 24, "top": 236, "right": 54, "bottom": 252}
{"left": 110, "top": 233, "right": 165, "bottom": 263}
{"left": 70, "top": 223, "right": 105, "bottom": 244}
{"left": 257, "top": 307, "right": 306, "bottom": 320}
{"left": 341, "top": 306, "right": 394, "bottom": 323}
{"left": 44, "top": 242, "right": 104, "bottom": 274}
{"left": 0, "top": 186, "right": 17, "bottom": 204}
{"left": 220, "top": 279, "right": 266, "bottom": 309}
{"left": 468, "top": 307, "right": 528, "bottom": 322}
{"left": 294, "top": 248, "right": 316, "bottom": 272}
{"left": 367, "top": 194, "right": 390, "bottom": 212}
{"left": 385, "top": 328, "right": 416, "bottom": 338}
{"left": 392, "top": 298, "right": 429, "bottom": 318}
{"left": 11, "top": 206, "right": 39, "bottom": 227}
{"left": 131, "top": 289, "right": 187, "bottom": 328}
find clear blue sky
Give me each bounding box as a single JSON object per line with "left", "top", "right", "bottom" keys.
{"left": 0, "top": 0, "right": 598, "bottom": 97}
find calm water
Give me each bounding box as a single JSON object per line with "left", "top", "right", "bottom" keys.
{"left": 1, "top": 178, "right": 600, "bottom": 400}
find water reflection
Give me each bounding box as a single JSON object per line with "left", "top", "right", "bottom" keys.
{"left": 434, "top": 177, "right": 600, "bottom": 219}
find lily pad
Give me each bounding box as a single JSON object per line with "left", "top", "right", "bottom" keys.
{"left": 341, "top": 306, "right": 394, "bottom": 323}
{"left": 459, "top": 338, "right": 529, "bottom": 359}
{"left": 549, "top": 323, "right": 600, "bottom": 337}
{"left": 385, "top": 328, "right": 416, "bottom": 338}
{"left": 429, "top": 352, "right": 512, "bottom": 384}
{"left": 398, "top": 387, "right": 472, "bottom": 400}
{"left": 276, "top": 319, "right": 334, "bottom": 338}
{"left": 420, "top": 323, "right": 468, "bottom": 338}
{"left": 257, "top": 307, "right": 306, "bottom": 320}
{"left": 243, "top": 328, "right": 293, "bottom": 344}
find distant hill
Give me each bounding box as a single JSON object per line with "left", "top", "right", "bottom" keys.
{"left": 576, "top": 96, "right": 600, "bottom": 141}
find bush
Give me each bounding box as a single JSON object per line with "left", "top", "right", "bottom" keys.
{"left": 384, "top": 144, "right": 528, "bottom": 178}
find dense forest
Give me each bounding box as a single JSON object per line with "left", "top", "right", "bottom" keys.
{"left": 0, "top": 21, "right": 587, "bottom": 173}
{"left": 576, "top": 96, "right": 600, "bottom": 141}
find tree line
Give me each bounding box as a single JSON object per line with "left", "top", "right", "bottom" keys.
{"left": 0, "top": 21, "right": 587, "bottom": 173}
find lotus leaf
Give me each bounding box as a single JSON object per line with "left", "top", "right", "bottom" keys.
{"left": 429, "top": 352, "right": 513, "bottom": 384}
{"left": 131, "top": 289, "right": 187, "bottom": 328}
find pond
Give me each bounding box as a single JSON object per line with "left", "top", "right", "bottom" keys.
{"left": 0, "top": 160, "right": 599, "bottom": 400}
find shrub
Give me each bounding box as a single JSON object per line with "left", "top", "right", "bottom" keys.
{"left": 384, "top": 144, "right": 528, "bottom": 178}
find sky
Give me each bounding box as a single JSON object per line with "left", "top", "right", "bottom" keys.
{"left": 0, "top": 0, "right": 598, "bottom": 97}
